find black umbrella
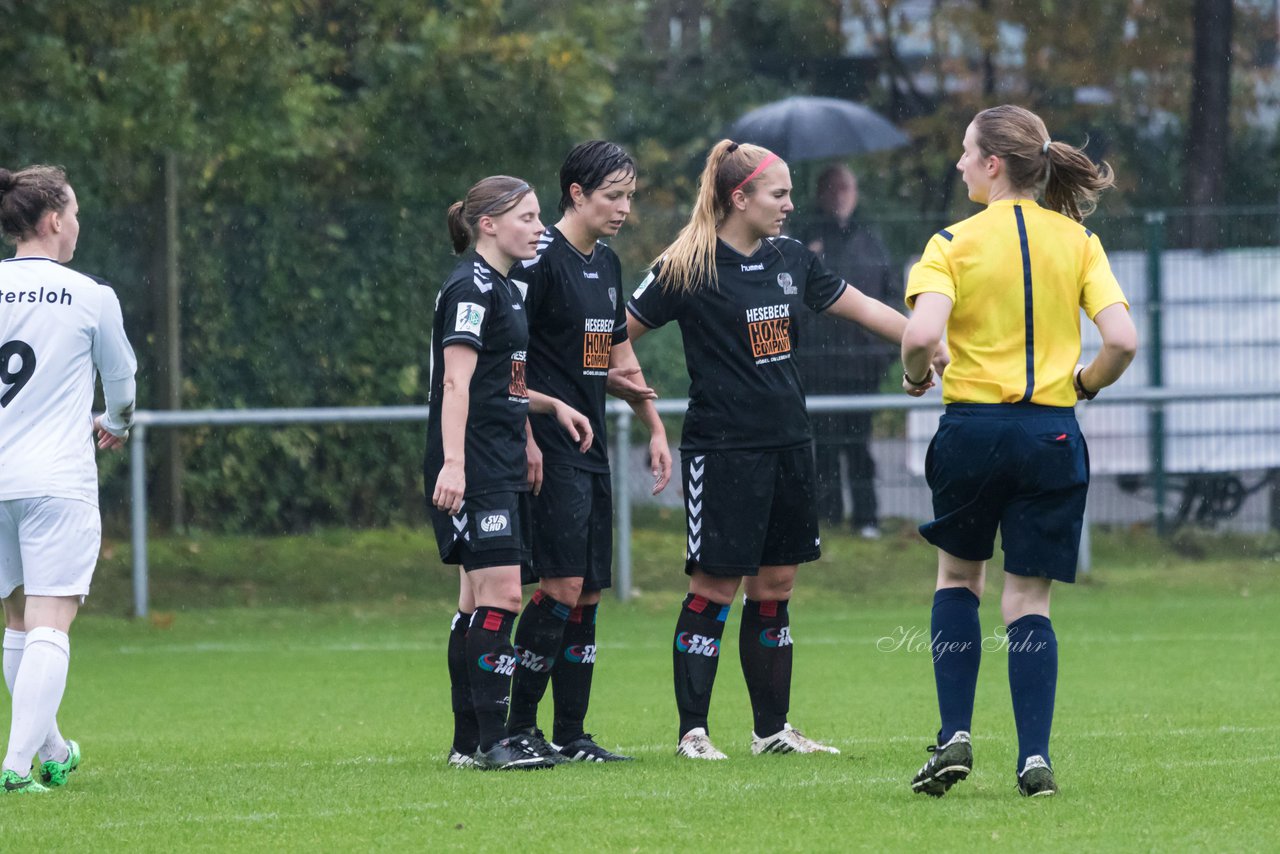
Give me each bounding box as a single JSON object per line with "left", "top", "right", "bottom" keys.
{"left": 725, "top": 96, "right": 910, "bottom": 162}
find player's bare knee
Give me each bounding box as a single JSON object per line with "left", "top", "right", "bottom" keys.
{"left": 541, "top": 576, "right": 584, "bottom": 606}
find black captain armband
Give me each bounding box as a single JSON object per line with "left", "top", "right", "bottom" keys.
{"left": 1074, "top": 366, "right": 1098, "bottom": 400}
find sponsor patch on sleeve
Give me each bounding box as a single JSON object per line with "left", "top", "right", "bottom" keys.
{"left": 632, "top": 272, "right": 654, "bottom": 300}
{"left": 455, "top": 302, "right": 485, "bottom": 335}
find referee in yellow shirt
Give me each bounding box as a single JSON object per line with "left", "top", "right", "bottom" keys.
{"left": 901, "top": 105, "right": 1137, "bottom": 798}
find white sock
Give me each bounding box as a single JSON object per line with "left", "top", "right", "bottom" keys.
{"left": 2, "top": 629, "right": 24, "bottom": 694}
{"left": 2, "top": 627, "right": 70, "bottom": 775}
{"left": 2, "top": 628, "right": 68, "bottom": 764}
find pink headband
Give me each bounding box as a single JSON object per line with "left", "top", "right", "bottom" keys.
{"left": 730, "top": 152, "right": 780, "bottom": 194}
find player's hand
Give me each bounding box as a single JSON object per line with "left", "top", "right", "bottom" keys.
{"left": 902, "top": 370, "right": 936, "bottom": 397}
{"left": 94, "top": 416, "right": 128, "bottom": 451}
{"left": 606, "top": 366, "right": 657, "bottom": 402}
{"left": 433, "top": 461, "right": 465, "bottom": 515}
{"left": 649, "top": 434, "right": 672, "bottom": 495}
{"left": 554, "top": 402, "right": 594, "bottom": 453}
{"left": 526, "top": 436, "right": 544, "bottom": 496}
{"left": 931, "top": 341, "right": 951, "bottom": 376}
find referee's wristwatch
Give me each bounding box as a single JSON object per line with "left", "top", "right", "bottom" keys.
{"left": 1074, "top": 366, "right": 1098, "bottom": 400}
{"left": 903, "top": 367, "right": 934, "bottom": 388}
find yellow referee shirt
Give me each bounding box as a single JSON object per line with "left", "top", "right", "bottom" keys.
{"left": 906, "top": 199, "right": 1128, "bottom": 407}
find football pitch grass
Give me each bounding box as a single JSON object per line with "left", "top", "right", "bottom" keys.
{"left": 3, "top": 523, "right": 1276, "bottom": 851}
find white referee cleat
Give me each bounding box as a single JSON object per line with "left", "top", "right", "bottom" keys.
{"left": 677, "top": 727, "right": 728, "bottom": 760}
{"left": 751, "top": 723, "right": 841, "bottom": 755}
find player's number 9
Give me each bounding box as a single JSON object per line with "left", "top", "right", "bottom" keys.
{"left": 0, "top": 339, "right": 36, "bottom": 407}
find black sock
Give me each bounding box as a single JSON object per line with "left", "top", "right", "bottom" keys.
{"left": 507, "top": 590, "right": 571, "bottom": 735}
{"left": 552, "top": 602, "right": 598, "bottom": 745}
{"left": 447, "top": 610, "right": 478, "bottom": 754}
{"left": 673, "top": 593, "right": 729, "bottom": 739}
{"left": 739, "top": 598, "right": 793, "bottom": 737}
{"left": 466, "top": 606, "right": 518, "bottom": 751}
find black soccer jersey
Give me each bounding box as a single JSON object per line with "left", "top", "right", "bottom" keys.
{"left": 627, "top": 236, "right": 847, "bottom": 453}
{"left": 424, "top": 252, "right": 531, "bottom": 497}
{"left": 513, "top": 227, "right": 628, "bottom": 473}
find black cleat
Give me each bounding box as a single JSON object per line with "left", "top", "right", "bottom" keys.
{"left": 509, "top": 728, "right": 570, "bottom": 765}
{"left": 911, "top": 731, "right": 973, "bottom": 797}
{"left": 473, "top": 735, "right": 557, "bottom": 770}
{"left": 554, "top": 734, "right": 633, "bottom": 762}
{"left": 1017, "top": 755, "right": 1058, "bottom": 797}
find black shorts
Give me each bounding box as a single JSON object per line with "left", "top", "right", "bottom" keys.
{"left": 682, "top": 446, "right": 821, "bottom": 577}
{"left": 920, "top": 404, "right": 1089, "bottom": 583}
{"left": 525, "top": 463, "right": 614, "bottom": 592}
{"left": 430, "top": 491, "right": 532, "bottom": 571}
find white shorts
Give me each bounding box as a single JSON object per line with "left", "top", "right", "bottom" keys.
{"left": 0, "top": 497, "right": 102, "bottom": 599}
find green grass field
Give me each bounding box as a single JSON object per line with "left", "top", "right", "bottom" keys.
{"left": 3, "top": 520, "right": 1276, "bottom": 851}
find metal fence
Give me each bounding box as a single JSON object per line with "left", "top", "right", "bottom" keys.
{"left": 124, "top": 384, "right": 1280, "bottom": 616}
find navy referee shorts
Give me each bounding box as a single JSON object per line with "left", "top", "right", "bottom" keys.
{"left": 920, "top": 403, "right": 1089, "bottom": 583}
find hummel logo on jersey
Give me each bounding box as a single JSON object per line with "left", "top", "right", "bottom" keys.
{"left": 583, "top": 270, "right": 600, "bottom": 279}
{"left": 675, "top": 632, "right": 720, "bottom": 657}
{"left": 760, "top": 627, "right": 793, "bottom": 648}
{"left": 478, "top": 653, "right": 517, "bottom": 676}
{"left": 741, "top": 262, "right": 765, "bottom": 272}
{"left": 455, "top": 302, "right": 485, "bottom": 334}
{"left": 777, "top": 272, "right": 797, "bottom": 294}
{"left": 564, "top": 644, "right": 596, "bottom": 664}
{"left": 515, "top": 646, "right": 553, "bottom": 673}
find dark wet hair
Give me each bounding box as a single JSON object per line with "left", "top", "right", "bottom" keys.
{"left": 446, "top": 176, "right": 534, "bottom": 254}
{"left": 0, "top": 164, "right": 71, "bottom": 244}
{"left": 559, "top": 140, "right": 636, "bottom": 215}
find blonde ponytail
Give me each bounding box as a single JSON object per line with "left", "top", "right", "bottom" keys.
{"left": 651, "top": 140, "right": 777, "bottom": 294}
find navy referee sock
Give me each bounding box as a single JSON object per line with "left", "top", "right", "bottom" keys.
{"left": 931, "top": 587, "right": 982, "bottom": 744}
{"left": 1007, "top": 613, "right": 1057, "bottom": 770}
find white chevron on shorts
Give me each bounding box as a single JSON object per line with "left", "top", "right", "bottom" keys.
{"left": 451, "top": 501, "right": 470, "bottom": 543}
{"left": 686, "top": 455, "right": 705, "bottom": 560}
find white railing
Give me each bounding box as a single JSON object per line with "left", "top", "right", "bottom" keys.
{"left": 124, "top": 386, "right": 1280, "bottom": 616}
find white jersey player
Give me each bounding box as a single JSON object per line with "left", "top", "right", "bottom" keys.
{"left": 0, "top": 165, "right": 136, "bottom": 794}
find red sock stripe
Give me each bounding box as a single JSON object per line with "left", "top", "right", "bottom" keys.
{"left": 482, "top": 610, "right": 504, "bottom": 632}
{"left": 531, "top": 590, "right": 546, "bottom": 606}
{"left": 759, "top": 600, "right": 779, "bottom": 618}
{"left": 568, "top": 606, "right": 585, "bottom": 623}
{"left": 688, "top": 594, "right": 711, "bottom": 614}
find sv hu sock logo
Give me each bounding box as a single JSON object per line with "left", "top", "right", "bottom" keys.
{"left": 759, "top": 627, "right": 793, "bottom": 648}
{"left": 564, "top": 644, "right": 597, "bottom": 664}
{"left": 478, "top": 653, "right": 517, "bottom": 676}
{"left": 675, "top": 632, "right": 720, "bottom": 657}
{"left": 514, "top": 645, "right": 552, "bottom": 673}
